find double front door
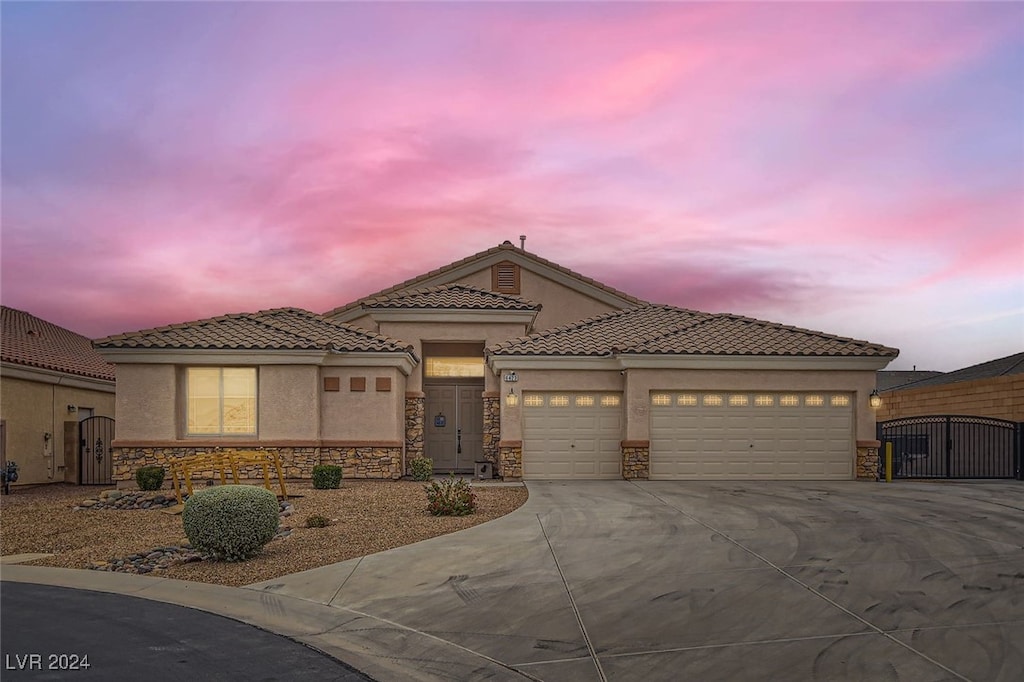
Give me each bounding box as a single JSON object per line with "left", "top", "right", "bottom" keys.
{"left": 424, "top": 384, "right": 483, "bottom": 473}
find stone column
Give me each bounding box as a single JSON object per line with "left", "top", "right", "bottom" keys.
{"left": 621, "top": 440, "right": 650, "bottom": 479}
{"left": 405, "top": 392, "right": 425, "bottom": 475}
{"left": 482, "top": 392, "right": 501, "bottom": 469}
{"left": 856, "top": 440, "right": 881, "bottom": 480}
{"left": 498, "top": 440, "right": 523, "bottom": 480}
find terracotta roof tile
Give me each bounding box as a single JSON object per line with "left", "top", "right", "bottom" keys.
{"left": 2, "top": 306, "right": 116, "bottom": 381}
{"left": 325, "top": 242, "right": 642, "bottom": 318}
{"left": 363, "top": 283, "right": 540, "bottom": 311}
{"left": 94, "top": 308, "right": 414, "bottom": 356}
{"left": 488, "top": 304, "right": 898, "bottom": 358}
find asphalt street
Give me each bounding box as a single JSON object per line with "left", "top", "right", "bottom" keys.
{"left": 0, "top": 582, "right": 372, "bottom": 681}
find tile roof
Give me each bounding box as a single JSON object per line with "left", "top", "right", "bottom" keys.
{"left": 884, "top": 352, "right": 1024, "bottom": 391}
{"left": 93, "top": 308, "right": 414, "bottom": 355}
{"left": 2, "top": 306, "right": 116, "bottom": 381}
{"left": 362, "top": 283, "right": 540, "bottom": 311}
{"left": 876, "top": 370, "right": 944, "bottom": 391}
{"left": 488, "top": 304, "right": 899, "bottom": 358}
{"left": 325, "top": 241, "right": 643, "bottom": 318}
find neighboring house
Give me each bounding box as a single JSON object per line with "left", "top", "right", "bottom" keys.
{"left": 878, "top": 353, "right": 1024, "bottom": 422}
{"left": 1, "top": 307, "right": 116, "bottom": 486}
{"left": 876, "top": 369, "right": 943, "bottom": 392}
{"left": 96, "top": 242, "right": 898, "bottom": 483}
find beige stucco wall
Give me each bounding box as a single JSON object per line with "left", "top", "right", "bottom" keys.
{"left": 0, "top": 374, "right": 115, "bottom": 485}
{"left": 113, "top": 364, "right": 177, "bottom": 441}
{"left": 258, "top": 365, "right": 320, "bottom": 441}
{"left": 378, "top": 321, "right": 530, "bottom": 393}
{"left": 878, "top": 375, "right": 1024, "bottom": 422}
{"left": 320, "top": 366, "right": 405, "bottom": 442}
{"left": 456, "top": 266, "right": 623, "bottom": 330}
{"left": 625, "top": 368, "right": 879, "bottom": 441}
{"left": 499, "top": 369, "right": 625, "bottom": 441}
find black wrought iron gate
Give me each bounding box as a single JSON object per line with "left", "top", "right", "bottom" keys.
{"left": 80, "top": 416, "right": 115, "bottom": 485}
{"left": 877, "top": 415, "right": 1021, "bottom": 480}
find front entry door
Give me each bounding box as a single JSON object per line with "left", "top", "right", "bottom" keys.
{"left": 425, "top": 384, "right": 483, "bottom": 472}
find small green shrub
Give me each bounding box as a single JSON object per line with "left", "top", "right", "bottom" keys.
{"left": 305, "top": 514, "right": 330, "bottom": 528}
{"left": 410, "top": 457, "right": 433, "bottom": 482}
{"left": 182, "top": 485, "right": 279, "bottom": 562}
{"left": 312, "top": 464, "right": 343, "bottom": 489}
{"left": 135, "top": 465, "right": 165, "bottom": 491}
{"left": 425, "top": 475, "right": 476, "bottom": 516}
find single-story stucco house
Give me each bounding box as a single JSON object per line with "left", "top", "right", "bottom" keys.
{"left": 95, "top": 242, "right": 899, "bottom": 483}
{"left": 1, "top": 306, "right": 117, "bottom": 486}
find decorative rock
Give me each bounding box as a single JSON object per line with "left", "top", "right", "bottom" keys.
{"left": 71, "top": 490, "right": 179, "bottom": 511}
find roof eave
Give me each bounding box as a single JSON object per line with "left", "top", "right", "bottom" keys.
{"left": 617, "top": 354, "right": 897, "bottom": 371}
{"left": 1, "top": 361, "right": 116, "bottom": 390}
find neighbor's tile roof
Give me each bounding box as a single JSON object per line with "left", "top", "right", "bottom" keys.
{"left": 884, "top": 352, "right": 1024, "bottom": 391}
{"left": 1, "top": 306, "right": 116, "bottom": 381}
{"left": 488, "top": 305, "right": 899, "bottom": 358}
{"left": 94, "top": 308, "right": 414, "bottom": 355}
{"left": 325, "top": 241, "right": 643, "bottom": 318}
{"left": 362, "top": 283, "right": 540, "bottom": 311}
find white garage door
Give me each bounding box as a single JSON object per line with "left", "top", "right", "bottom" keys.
{"left": 523, "top": 392, "right": 623, "bottom": 479}
{"left": 650, "top": 392, "right": 854, "bottom": 480}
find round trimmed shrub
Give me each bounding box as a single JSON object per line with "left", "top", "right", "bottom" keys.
{"left": 182, "top": 485, "right": 279, "bottom": 562}
{"left": 312, "top": 464, "right": 343, "bottom": 489}
{"left": 135, "top": 465, "right": 165, "bottom": 491}
{"left": 410, "top": 457, "right": 433, "bottom": 482}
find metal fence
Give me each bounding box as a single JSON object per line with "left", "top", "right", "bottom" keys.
{"left": 877, "top": 415, "right": 1021, "bottom": 480}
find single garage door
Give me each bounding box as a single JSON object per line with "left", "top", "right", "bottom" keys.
{"left": 523, "top": 392, "right": 623, "bottom": 479}
{"left": 650, "top": 391, "right": 854, "bottom": 480}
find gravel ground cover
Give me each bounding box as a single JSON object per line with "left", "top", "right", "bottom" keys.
{"left": 0, "top": 480, "right": 528, "bottom": 587}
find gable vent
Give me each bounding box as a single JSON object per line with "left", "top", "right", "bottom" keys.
{"left": 492, "top": 261, "right": 520, "bottom": 294}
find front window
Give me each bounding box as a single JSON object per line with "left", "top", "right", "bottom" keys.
{"left": 424, "top": 356, "right": 485, "bottom": 378}
{"left": 187, "top": 368, "right": 257, "bottom": 436}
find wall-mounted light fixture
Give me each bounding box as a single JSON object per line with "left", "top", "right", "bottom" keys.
{"left": 506, "top": 386, "right": 519, "bottom": 407}
{"left": 67, "top": 404, "right": 77, "bottom": 413}
{"left": 869, "top": 389, "right": 882, "bottom": 409}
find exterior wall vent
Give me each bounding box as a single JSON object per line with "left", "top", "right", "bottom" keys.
{"left": 492, "top": 261, "right": 520, "bottom": 294}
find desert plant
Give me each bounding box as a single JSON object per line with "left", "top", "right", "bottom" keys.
{"left": 312, "top": 464, "right": 343, "bottom": 489}
{"left": 410, "top": 456, "right": 433, "bottom": 482}
{"left": 424, "top": 474, "right": 476, "bottom": 516}
{"left": 135, "top": 465, "right": 165, "bottom": 491}
{"left": 182, "top": 485, "right": 279, "bottom": 561}
{"left": 305, "top": 514, "right": 330, "bottom": 528}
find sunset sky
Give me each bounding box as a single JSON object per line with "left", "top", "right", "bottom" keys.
{"left": 2, "top": 2, "right": 1021, "bottom": 372}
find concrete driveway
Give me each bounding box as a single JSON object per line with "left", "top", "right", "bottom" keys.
{"left": 251, "top": 480, "right": 1024, "bottom": 681}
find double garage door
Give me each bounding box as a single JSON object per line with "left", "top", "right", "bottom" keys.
{"left": 650, "top": 391, "right": 854, "bottom": 480}
{"left": 521, "top": 390, "right": 854, "bottom": 480}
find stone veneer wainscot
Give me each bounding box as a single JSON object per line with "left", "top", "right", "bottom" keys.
{"left": 404, "top": 392, "right": 425, "bottom": 475}
{"left": 621, "top": 441, "right": 650, "bottom": 480}
{"left": 112, "top": 443, "right": 403, "bottom": 486}
{"left": 855, "top": 440, "right": 881, "bottom": 480}
{"left": 482, "top": 392, "right": 501, "bottom": 470}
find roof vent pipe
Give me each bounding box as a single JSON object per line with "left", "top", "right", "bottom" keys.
{"left": 519, "top": 235, "right": 526, "bottom": 250}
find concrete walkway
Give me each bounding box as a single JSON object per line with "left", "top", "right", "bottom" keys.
{"left": 4, "top": 480, "right": 1023, "bottom": 681}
